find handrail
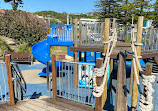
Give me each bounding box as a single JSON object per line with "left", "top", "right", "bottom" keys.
{"left": 11, "top": 63, "right": 27, "bottom": 93}
{"left": 12, "top": 77, "right": 26, "bottom": 93}
{"left": 47, "top": 61, "right": 50, "bottom": 91}
{"left": 46, "top": 61, "right": 52, "bottom": 92}
{"left": 13, "top": 63, "right": 27, "bottom": 90}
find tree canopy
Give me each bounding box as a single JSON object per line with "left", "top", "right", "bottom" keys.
{"left": 4, "top": 0, "right": 23, "bottom": 10}
{"left": 95, "top": 0, "right": 152, "bottom": 22}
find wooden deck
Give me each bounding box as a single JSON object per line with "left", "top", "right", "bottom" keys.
{"left": 0, "top": 96, "right": 94, "bottom": 111}
{"left": 70, "top": 42, "right": 158, "bottom": 60}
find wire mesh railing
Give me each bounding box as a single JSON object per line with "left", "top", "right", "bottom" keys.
{"left": 47, "top": 60, "right": 96, "bottom": 107}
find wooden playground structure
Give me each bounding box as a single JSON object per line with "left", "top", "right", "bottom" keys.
{"left": 69, "top": 16, "right": 158, "bottom": 111}
{"left": 0, "top": 16, "right": 158, "bottom": 111}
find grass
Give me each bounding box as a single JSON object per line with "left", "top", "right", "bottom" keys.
{"left": 50, "top": 46, "right": 67, "bottom": 55}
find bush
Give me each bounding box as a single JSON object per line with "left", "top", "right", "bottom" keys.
{"left": 0, "top": 10, "right": 47, "bottom": 46}
{"left": 0, "top": 38, "right": 11, "bottom": 56}
{"left": 50, "top": 19, "right": 58, "bottom": 24}
{"left": 15, "top": 43, "right": 31, "bottom": 53}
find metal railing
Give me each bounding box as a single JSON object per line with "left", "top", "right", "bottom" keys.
{"left": 47, "top": 24, "right": 73, "bottom": 42}
{"left": 1, "top": 61, "right": 27, "bottom": 104}
{"left": 11, "top": 63, "right": 27, "bottom": 101}
{"left": 79, "top": 23, "right": 104, "bottom": 46}
{"left": 0, "top": 62, "right": 26, "bottom": 103}
{"left": 142, "top": 28, "right": 158, "bottom": 51}
{"left": 0, "top": 62, "right": 9, "bottom": 103}
{"left": 47, "top": 60, "right": 96, "bottom": 107}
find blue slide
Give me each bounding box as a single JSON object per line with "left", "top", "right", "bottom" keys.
{"left": 32, "top": 25, "right": 74, "bottom": 76}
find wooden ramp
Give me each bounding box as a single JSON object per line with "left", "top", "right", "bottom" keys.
{"left": 0, "top": 96, "right": 93, "bottom": 111}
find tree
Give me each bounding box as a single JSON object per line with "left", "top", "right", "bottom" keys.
{"left": 134, "top": 0, "right": 152, "bottom": 16}
{"left": 95, "top": 0, "right": 152, "bottom": 38}
{"left": 152, "top": 0, "right": 158, "bottom": 27}
{"left": 118, "top": 0, "right": 137, "bottom": 38}
{"left": 95, "top": 0, "right": 121, "bottom": 19}
{"left": 4, "top": 0, "right": 23, "bottom": 10}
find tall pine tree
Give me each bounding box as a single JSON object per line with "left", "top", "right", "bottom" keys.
{"left": 95, "top": 0, "right": 121, "bottom": 19}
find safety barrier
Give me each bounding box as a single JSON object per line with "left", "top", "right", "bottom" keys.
{"left": 47, "top": 24, "right": 73, "bottom": 42}
{"left": 0, "top": 62, "right": 9, "bottom": 103}
{"left": 47, "top": 57, "right": 96, "bottom": 107}
{"left": 0, "top": 55, "right": 27, "bottom": 105}
{"left": 142, "top": 28, "right": 158, "bottom": 51}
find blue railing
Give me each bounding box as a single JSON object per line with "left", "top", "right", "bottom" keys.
{"left": 47, "top": 24, "right": 73, "bottom": 42}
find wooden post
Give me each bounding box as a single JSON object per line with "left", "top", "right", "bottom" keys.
{"left": 104, "top": 18, "right": 110, "bottom": 53}
{"left": 101, "top": 18, "right": 110, "bottom": 108}
{"left": 95, "top": 58, "right": 103, "bottom": 111}
{"left": 143, "top": 63, "right": 153, "bottom": 96}
{"left": 100, "top": 23, "right": 104, "bottom": 43}
{"left": 131, "top": 16, "right": 144, "bottom": 111}
{"left": 5, "top": 54, "right": 15, "bottom": 106}
{"left": 52, "top": 54, "right": 57, "bottom": 100}
{"left": 130, "top": 25, "right": 137, "bottom": 94}
{"left": 109, "top": 59, "right": 114, "bottom": 91}
{"left": 85, "top": 23, "right": 88, "bottom": 43}
{"left": 79, "top": 21, "right": 82, "bottom": 45}
{"left": 114, "top": 51, "right": 127, "bottom": 111}
{"left": 73, "top": 19, "right": 78, "bottom": 86}
{"left": 112, "top": 18, "right": 116, "bottom": 30}
{"left": 129, "top": 60, "right": 134, "bottom": 94}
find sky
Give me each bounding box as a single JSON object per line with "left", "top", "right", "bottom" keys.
{"left": 0, "top": 0, "right": 96, "bottom": 13}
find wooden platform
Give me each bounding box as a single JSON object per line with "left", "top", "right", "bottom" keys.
{"left": 70, "top": 42, "right": 131, "bottom": 52}
{"left": 0, "top": 96, "right": 94, "bottom": 111}
{"left": 70, "top": 42, "right": 158, "bottom": 60}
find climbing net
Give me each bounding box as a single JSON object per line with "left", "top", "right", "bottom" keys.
{"left": 92, "top": 26, "right": 117, "bottom": 97}
{"left": 130, "top": 15, "right": 156, "bottom": 111}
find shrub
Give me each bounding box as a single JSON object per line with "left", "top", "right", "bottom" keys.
{"left": 0, "top": 38, "right": 11, "bottom": 56}
{"left": 0, "top": 10, "right": 47, "bottom": 46}
{"left": 15, "top": 43, "right": 31, "bottom": 53}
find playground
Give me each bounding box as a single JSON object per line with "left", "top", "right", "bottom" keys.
{"left": 0, "top": 16, "right": 158, "bottom": 111}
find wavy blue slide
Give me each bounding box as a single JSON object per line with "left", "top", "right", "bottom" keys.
{"left": 32, "top": 25, "right": 74, "bottom": 76}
